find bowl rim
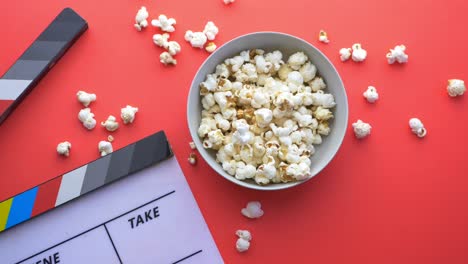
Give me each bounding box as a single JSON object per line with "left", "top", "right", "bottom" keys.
{"left": 187, "top": 31, "right": 348, "bottom": 191}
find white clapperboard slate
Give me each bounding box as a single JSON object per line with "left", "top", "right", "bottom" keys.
{"left": 0, "top": 131, "right": 224, "bottom": 264}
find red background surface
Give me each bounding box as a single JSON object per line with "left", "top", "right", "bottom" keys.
{"left": 1, "top": 0, "right": 468, "bottom": 263}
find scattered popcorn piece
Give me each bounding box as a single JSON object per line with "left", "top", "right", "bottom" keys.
{"left": 98, "top": 141, "right": 113, "bottom": 156}
{"left": 409, "top": 118, "right": 427, "bottom": 138}
{"left": 166, "top": 41, "right": 181, "bottom": 56}
{"left": 386, "top": 45, "right": 408, "bottom": 64}
{"left": 236, "top": 237, "right": 250, "bottom": 253}
{"left": 236, "top": 230, "right": 252, "bottom": 241}
{"left": 121, "top": 105, "right": 139, "bottom": 124}
{"left": 151, "top": 14, "right": 176, "bottom": 32}
{"left": 351, "top": 43, "right": 367, "bottom": 62}
{"left": 108, "top": 135, "right": 114, "bottom": 142}
{"left": 363, "top": 86, "right": 379, "bottom": 103}
{"left": 318, "top": 30, "right": 329, "bottom": 43}
{"left": 152, "top": 33, "right": 170, "bottom": 48}
{"left": 56, "top": 141, "right": 71, "bottom": 157}
{"left": 241, "top": 201, "right": 264, "bottom": 219}
{"left": 203, "top": 21, "right": 219, "bottom": 41}
{"left": 185, "top": 30, "right": 208, "bottom": 49}
{"left": 189, "top": 141, "right": 197, "bottom": 150}
{"left": 339, "top": 48, "right": 351, "bottom": 62}
{"left": 188, "top": 153, "right": 197, "bottom": 165}
{"left": 447, "top": 79, "right": 466, "bottom": 97}
{"left": 160, "top": 51, "right": 177, "bottom": 65}
{"left": 352, "top": 119, "right": 371, "bottom": 139}
{"left": 134, "top": 6, "right": 149, "bottom": 31}
{"left": 101, "top": 115, "right": 119, "bottom": 132}
{"left": 205, "top": 42, "right": 217, "bottom": 53}
{"left": 78, "top": 108, "right": 96, "bottom": 130}
{"left": 223, "top": 0, "right": 235, "bottom": 4}
{"left": 76, "top": 91, "right": 96, "bottom": 107}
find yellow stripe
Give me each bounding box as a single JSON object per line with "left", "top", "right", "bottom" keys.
{"left": 0, "top": 199, "right": 13, "bottom": 231}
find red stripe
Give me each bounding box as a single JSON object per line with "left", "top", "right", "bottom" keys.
{"left": 31, "top": 176, "right": 63, "bottom": 217}
{"left": 0, "top": 100, "right": 13, "bottom": 114}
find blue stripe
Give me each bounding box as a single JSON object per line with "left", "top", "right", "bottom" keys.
{"left": 6, "top": 187, "right": 38, "bottom": 228}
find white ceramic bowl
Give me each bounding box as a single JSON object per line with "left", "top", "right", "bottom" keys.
{"left": 187, "top": 32, "right": 348, "bottom": 190}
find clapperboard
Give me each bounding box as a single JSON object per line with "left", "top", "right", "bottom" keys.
{"left": 0, "top": 131, "right": 223, "bottom": 264}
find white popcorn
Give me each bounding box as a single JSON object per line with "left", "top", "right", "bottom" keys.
{"left": 299, "top": 62, "right": 317, "bottom": 82}
{"left": 166, "top": 41, "right": 181, "bottom": 56}
{"left": 160, "top": 51, "right": 177, "bottom": 65}
{"left": 151, "top": 14, "right": 176, "bottom": 32}
{"left": 203, "top": 21, "right": 219, "bottom": 41}
{"left": 101, "top": 115, "right": 119, "bottom": 132}
{"left": 339, "top": 48, "right": 352, "bottom": 62}
{"left": 56, "top": 141, "right": 71, "bottom": 157}
{"left": 226, "top": 55, "right": 246, "bottom": 72}
{"left": 205, "top": 42, "right": 217, "bottom": 53}
{"left": 236, "top": 230, "right": 252, "bottom": 241}
{"left": 254, "top": 108, "right": 273, "bottom": 128}
{"left": 235, "top": 162, "right": 256, "bottom": 180}
{"left": 78, "top": 108, "right": 96, "bottom": 130}
{"left": 200, "top": 74, "right": 218, "bottom": 93}
{"left": 121, "top": 105, "right": 138, "bottom": 124}
{"left": 236, "top": 237, "right": 250, "bottom": 253}
{"left": 318, "top": 30, "right": 330, "bottom": 43}
{"left": 198, "top": 117, "right": 217, "bottom": 137}
{"left": 188, "top": 153, "right": 197, "bottom": 165}
{"left": 152, "top": 33, "right": 170, "bottom": 47}
{"left": 363, "top": 86, "right": 379, "bottom": 103}
{"left": 185, "top": 30, "right": 207, "bottom": 49}
{"left": 265, "top": 50, "right": 283, "bottom": 71}
{"left": 287, "top": 71, "right": 304, "bottom": 86}
{"left": 134, "top": 7, "right": 149, "bottom": 31}
{"left": 241, "top": 201, "right": 264, "bottom": 219}
{"left": 386, "top": 45, "right": 408, "bottom": 64}
{"left": 98, "top": 141, "right": 113, "bottom": 156}
{"left": 205, "top": 129, "right": 225, "bottom": 149}
{"left": 241, "top": 63, "right": 258, "bottom": 82}
{"left": 232, "top": 119, "right": 254, "bottom": 145}
{"left": 224, "top": 0, "right": 235, "bottom": 4}
{"left": 254, "top": 55, "right": 272, "bottom": 74}
{"left": 286, "top": 162, "right": 311, "bottom": 180}
{"left": 202, "top": 94, "right": 216, "bottom": 110}
{"left": 352, "top": 119, "right": 372, "bottom": 139}
{"left": 222, "top": 160, "right": 237, "bottom": 175}
{"left": 314, "top": 106, "right": 333, "bottom": 121}
{"left": 311, "top": 91, "right": 336, "bottom": 108}
{"left": 214, "top": 113, "right": 230, "bottom": 131}
{"left": 310, "top": 76, "right": 326, "bottom": 92}
{"left": 351, "top": 43, "right": 367, "bottom": 62}
{"left": 292, "top": 111, "right": 314, "bottom": 128}
{"left": 287, "top": 52, "right": 308, "bottom": 70}
{"left": 447, "top": 79, "right": 466, "bottom": 97}
{"left": 409, "top": 118, "right": 427, "bottom": 138}
{"left": 76, "top": 91, "right": 96, "bottom": 107}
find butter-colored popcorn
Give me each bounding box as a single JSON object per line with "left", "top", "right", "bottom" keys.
{"left": 134, "top": 7, "right": 149, "bottom": 31}
{"left": 236, "top": 237, "right": 250, "bottom": 253}
{"left": 314, "top": 106, "right": 334, "bottom": 121}
{"left": 299, "top": 62, "right": 317, "bottom": 82}
{"left": 386, "top": 45, "right": 408, "bottom": 64}
{"left": 409, "top": 118, "right": 427, "bottom": 138}
{"left": 351, "top": 43, "right": 367, "bottom": 62}
{"left": 203, "top": 21, "right": 219, "bottom": 41}
{"left": 241, "top": 201, "right": 264, "bottom": 219}
{"left": 205, "top": 129, "right": 225, "bottom": 149}
{"left": 278, "top": 64, "right": 293, "bottom": 81}
{"left": 151, "top": 14, "right": 176, "bottom": 32}
{"left": 311, "top": 91, "right": 336, "bottom": 108}
{"left": 311, "top": 133, "right": 322, "bottom": 145}
{"left": 318, "top": 30, "right": 330, "bottom": 43}
{"left": 270, "top": 123, "right": 297, "bottom": 146}
{"left": 200, "top": 74, "right": 218, "bottom": 94}
{"left": 98, "top": 140, "right": 113, "bottom": 156}
{"left": 222, "top": 107, "right": 237, "bottom": 120}
{"left": 447, "top": 79, "right": 466, "bottom": 97}
{"left": 287, "top": 52, "right": 308, "bottom": 70}
{"left": 205, "top": 42, "right": 217, "bottom": 53}
{"left": 108, "top": 135, "right": 114, "bottom": 143}
{"left": 202, "top": 94, "right": 216, "bottom": 110}
{"left": 56, "top": 141, "right": 71, "bottom": 157}
{"left": 101, "top": 115, "right": 119, "bottom": 132}
{"left": 363, "top": 86, "right": 379, "bottom": 103}
{"left": 317, "top": 121, "right": 330, "bottom": 136}
{"left": 152, "top": 33, "right": 170, "bottom": 48}
{"left": 214, "top": 113, "right": 230, "bottom": 131}
{"left": 352, "top": 119, "right": 372, "bottom": 139}
{"left": 286, "top": 162, "right": 311, "bottom": 180}
{"left": 160, "top": 51, "right": 177, "bottom": 65}
{"left": 339, "top": 48, "right": 351, "bottom": 61}
{"left": 310, "top": 76, "right": 327, "bottom": 92}
{"left": 235, "top": 162, "right": 256, "bottom": 180}
{"left": 198, "top": 117, "right": 217, "bottom": 138}
{"left": 76, "top": 91, "right": 96, "bottom": 107}
{"left": 213, "top": 91, "right": 233, "bottom": 109}
{"left": 121, "top": 105, "right": 138, "bottom": 124}
{"left": 185, "top": 30, "right": 207, "bottom": 49}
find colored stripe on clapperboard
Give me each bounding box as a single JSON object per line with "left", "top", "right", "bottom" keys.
{"left": 0, "top": 131, "right": 173, "bottom": 233}
{"left": 0, "top": 8, "right": 87, "bottom": 120}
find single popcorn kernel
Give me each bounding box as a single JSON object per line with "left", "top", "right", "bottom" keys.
{"left": 98, "top": 141, "right": 113, "bottom": 156}
{"left": 57, "top": 141, "right": 72, "bottom": 157}
{"left": 76, "top": 91, "right": 96, "bottom": 107}
{"left": 352, "top": 119, "right": 371, "bottom": 139}
{"left": 189, "top": 141, "right": 197, "bottom": 150}
{"left": 134, "top": 6, "right": 149, "bottom": 31}
{"left": 447, "top": 79, "right": 466, "bottom": 97}
{"left": 318, "top": 30, "right": 329, "bottom": 43}
{"left": 351, "top": 43, "right": 367, "bottom": 62}
{"left": 409, "top": 118, "right": 427, "bottom": 138}
{"left": 363, "top": 86, "right": 379, "bottom": 103}
{"left": 188, "top": 153, "right": 197, "bottom": 165}
{"left": 205, "top": 42, "right": 217, "bottom": 53}
{"left": 151, "top": 14, "right": 176, "bottom": 32}
{"left": 107, "top": 135, "right": 114, "bottom": 142}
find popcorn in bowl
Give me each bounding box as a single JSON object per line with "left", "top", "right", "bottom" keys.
{"left": 197, "top": 49, "right": 336, "bottom": 185}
